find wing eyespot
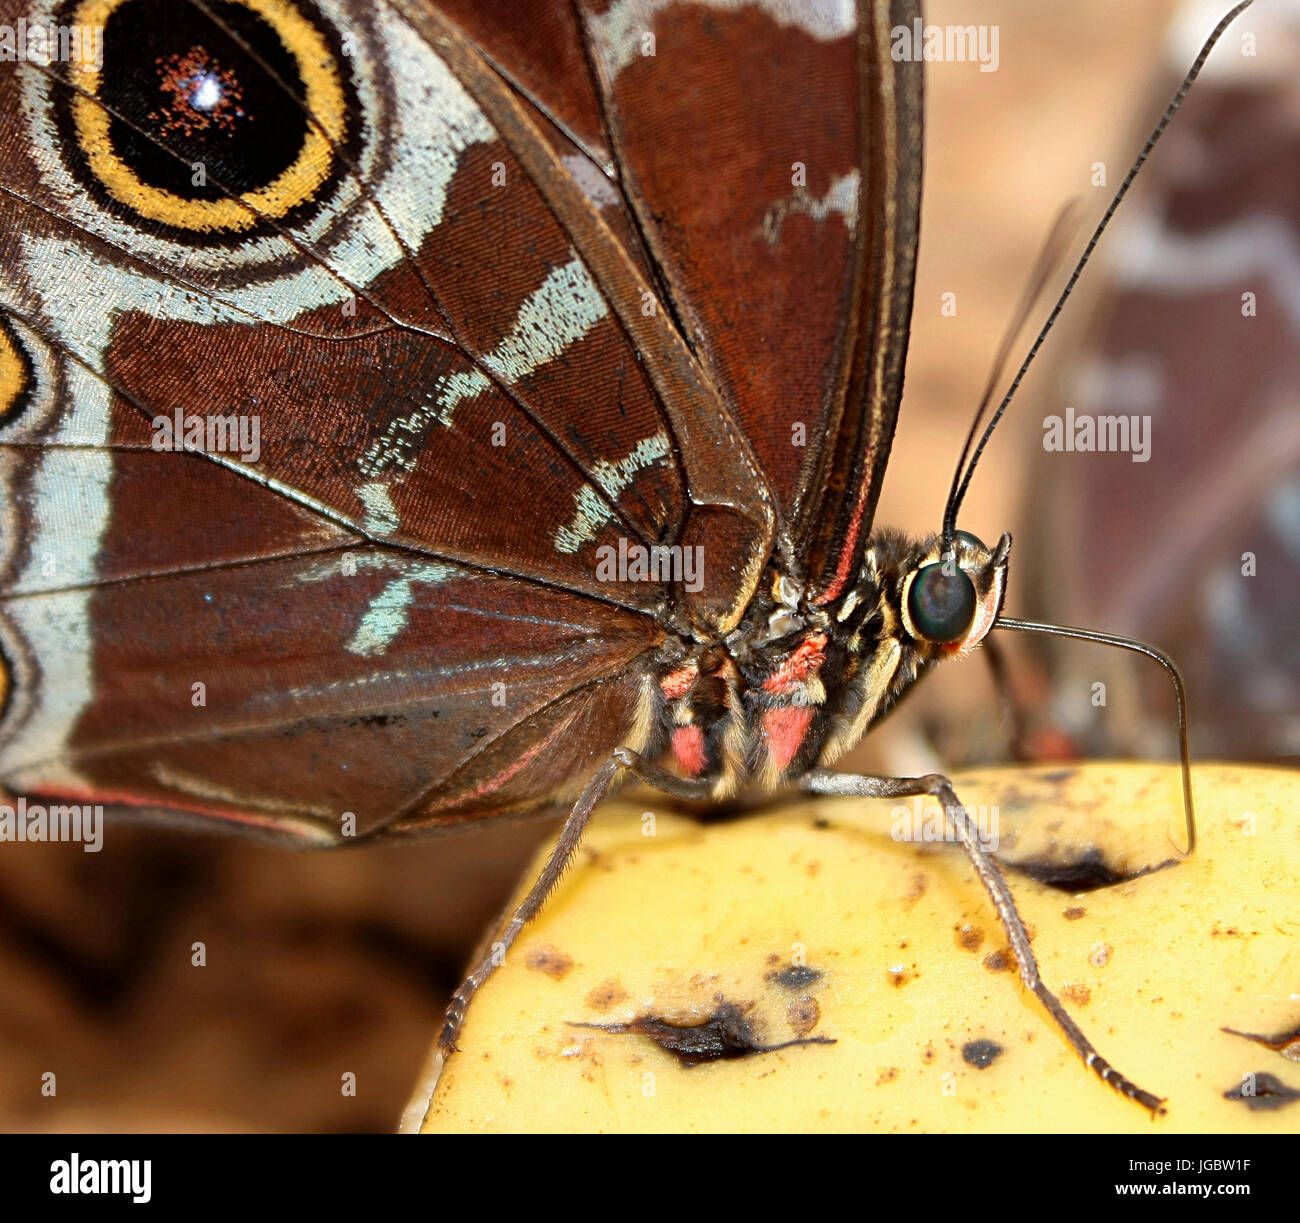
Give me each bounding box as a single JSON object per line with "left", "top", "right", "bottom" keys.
{"left": 57, "top": 0, "right": 351, "bottom": 237}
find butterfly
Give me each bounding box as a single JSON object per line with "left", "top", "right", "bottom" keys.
{"left": 0, "top": 0, "right": 1252, "bottom": 1120}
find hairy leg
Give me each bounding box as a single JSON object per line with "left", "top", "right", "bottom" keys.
{"left": 800, "top": 766, "right": 1165, "bottom": 1114}
{"left": 437, "top": 747, "right": 711, "bottom": 1054}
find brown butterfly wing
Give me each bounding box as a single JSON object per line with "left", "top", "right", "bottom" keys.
{"left": 0, "top": 0, "right": 922, "bottom": 838}
{"left": 403, "top": 0, "right": 924, "bottom": 599}
{"left": 559, "top": 0, "right": 924, "bottom": 603}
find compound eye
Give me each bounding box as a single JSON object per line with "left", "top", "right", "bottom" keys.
{"left": 954, "top": 529, "right": 986, "bottom": 552}
{"left": 907, "top": 563, "right": 976, "bottom": 643}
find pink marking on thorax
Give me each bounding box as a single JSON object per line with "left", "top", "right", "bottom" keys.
{"left": 762, "top": 631, "right": 828, "bottom": 695}
{"left": 672, "top": 725, "right": 708, "bottom": 777}
{"left": 660, "top": 664, "right": 698, "bottom": 702}
{"left": 762, "top": 705, "right": 815, "bottom": 774}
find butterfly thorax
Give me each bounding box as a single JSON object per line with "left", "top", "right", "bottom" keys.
{"left": 650, "top": 530, "right": 1010, "bottom": 797}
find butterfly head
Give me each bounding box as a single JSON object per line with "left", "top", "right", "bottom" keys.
{"left": 898, "top": 530, "right": 1010, "bottom": 658}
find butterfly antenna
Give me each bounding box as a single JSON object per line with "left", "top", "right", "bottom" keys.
{"left": 943, "top": 0, "right": 1255, "bottom": 540}
{"left": 942, "top": 198, "right": 1085, "bottom": 551}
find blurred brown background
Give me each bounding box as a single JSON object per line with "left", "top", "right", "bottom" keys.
{"left": 4, "top": 0, "right": 1293, "bottom": 1132}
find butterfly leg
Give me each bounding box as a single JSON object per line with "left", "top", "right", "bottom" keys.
{"left": 437, "top": 747, "right": 710, "bottom": 1055}
{"left": 799, "top": 767, "right": 1165, "bottom": 1115}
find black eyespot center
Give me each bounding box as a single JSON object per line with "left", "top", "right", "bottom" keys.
{"left": 908, "top": 562, "right": 977, "bottom": 644}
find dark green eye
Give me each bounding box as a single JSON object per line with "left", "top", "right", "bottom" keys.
{"left": 907, "top": 563, "right": 976, "bottom": 643}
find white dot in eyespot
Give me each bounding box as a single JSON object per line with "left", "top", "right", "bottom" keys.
{"left": 189, "top": 73, "right": 223, "bottom": 112}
